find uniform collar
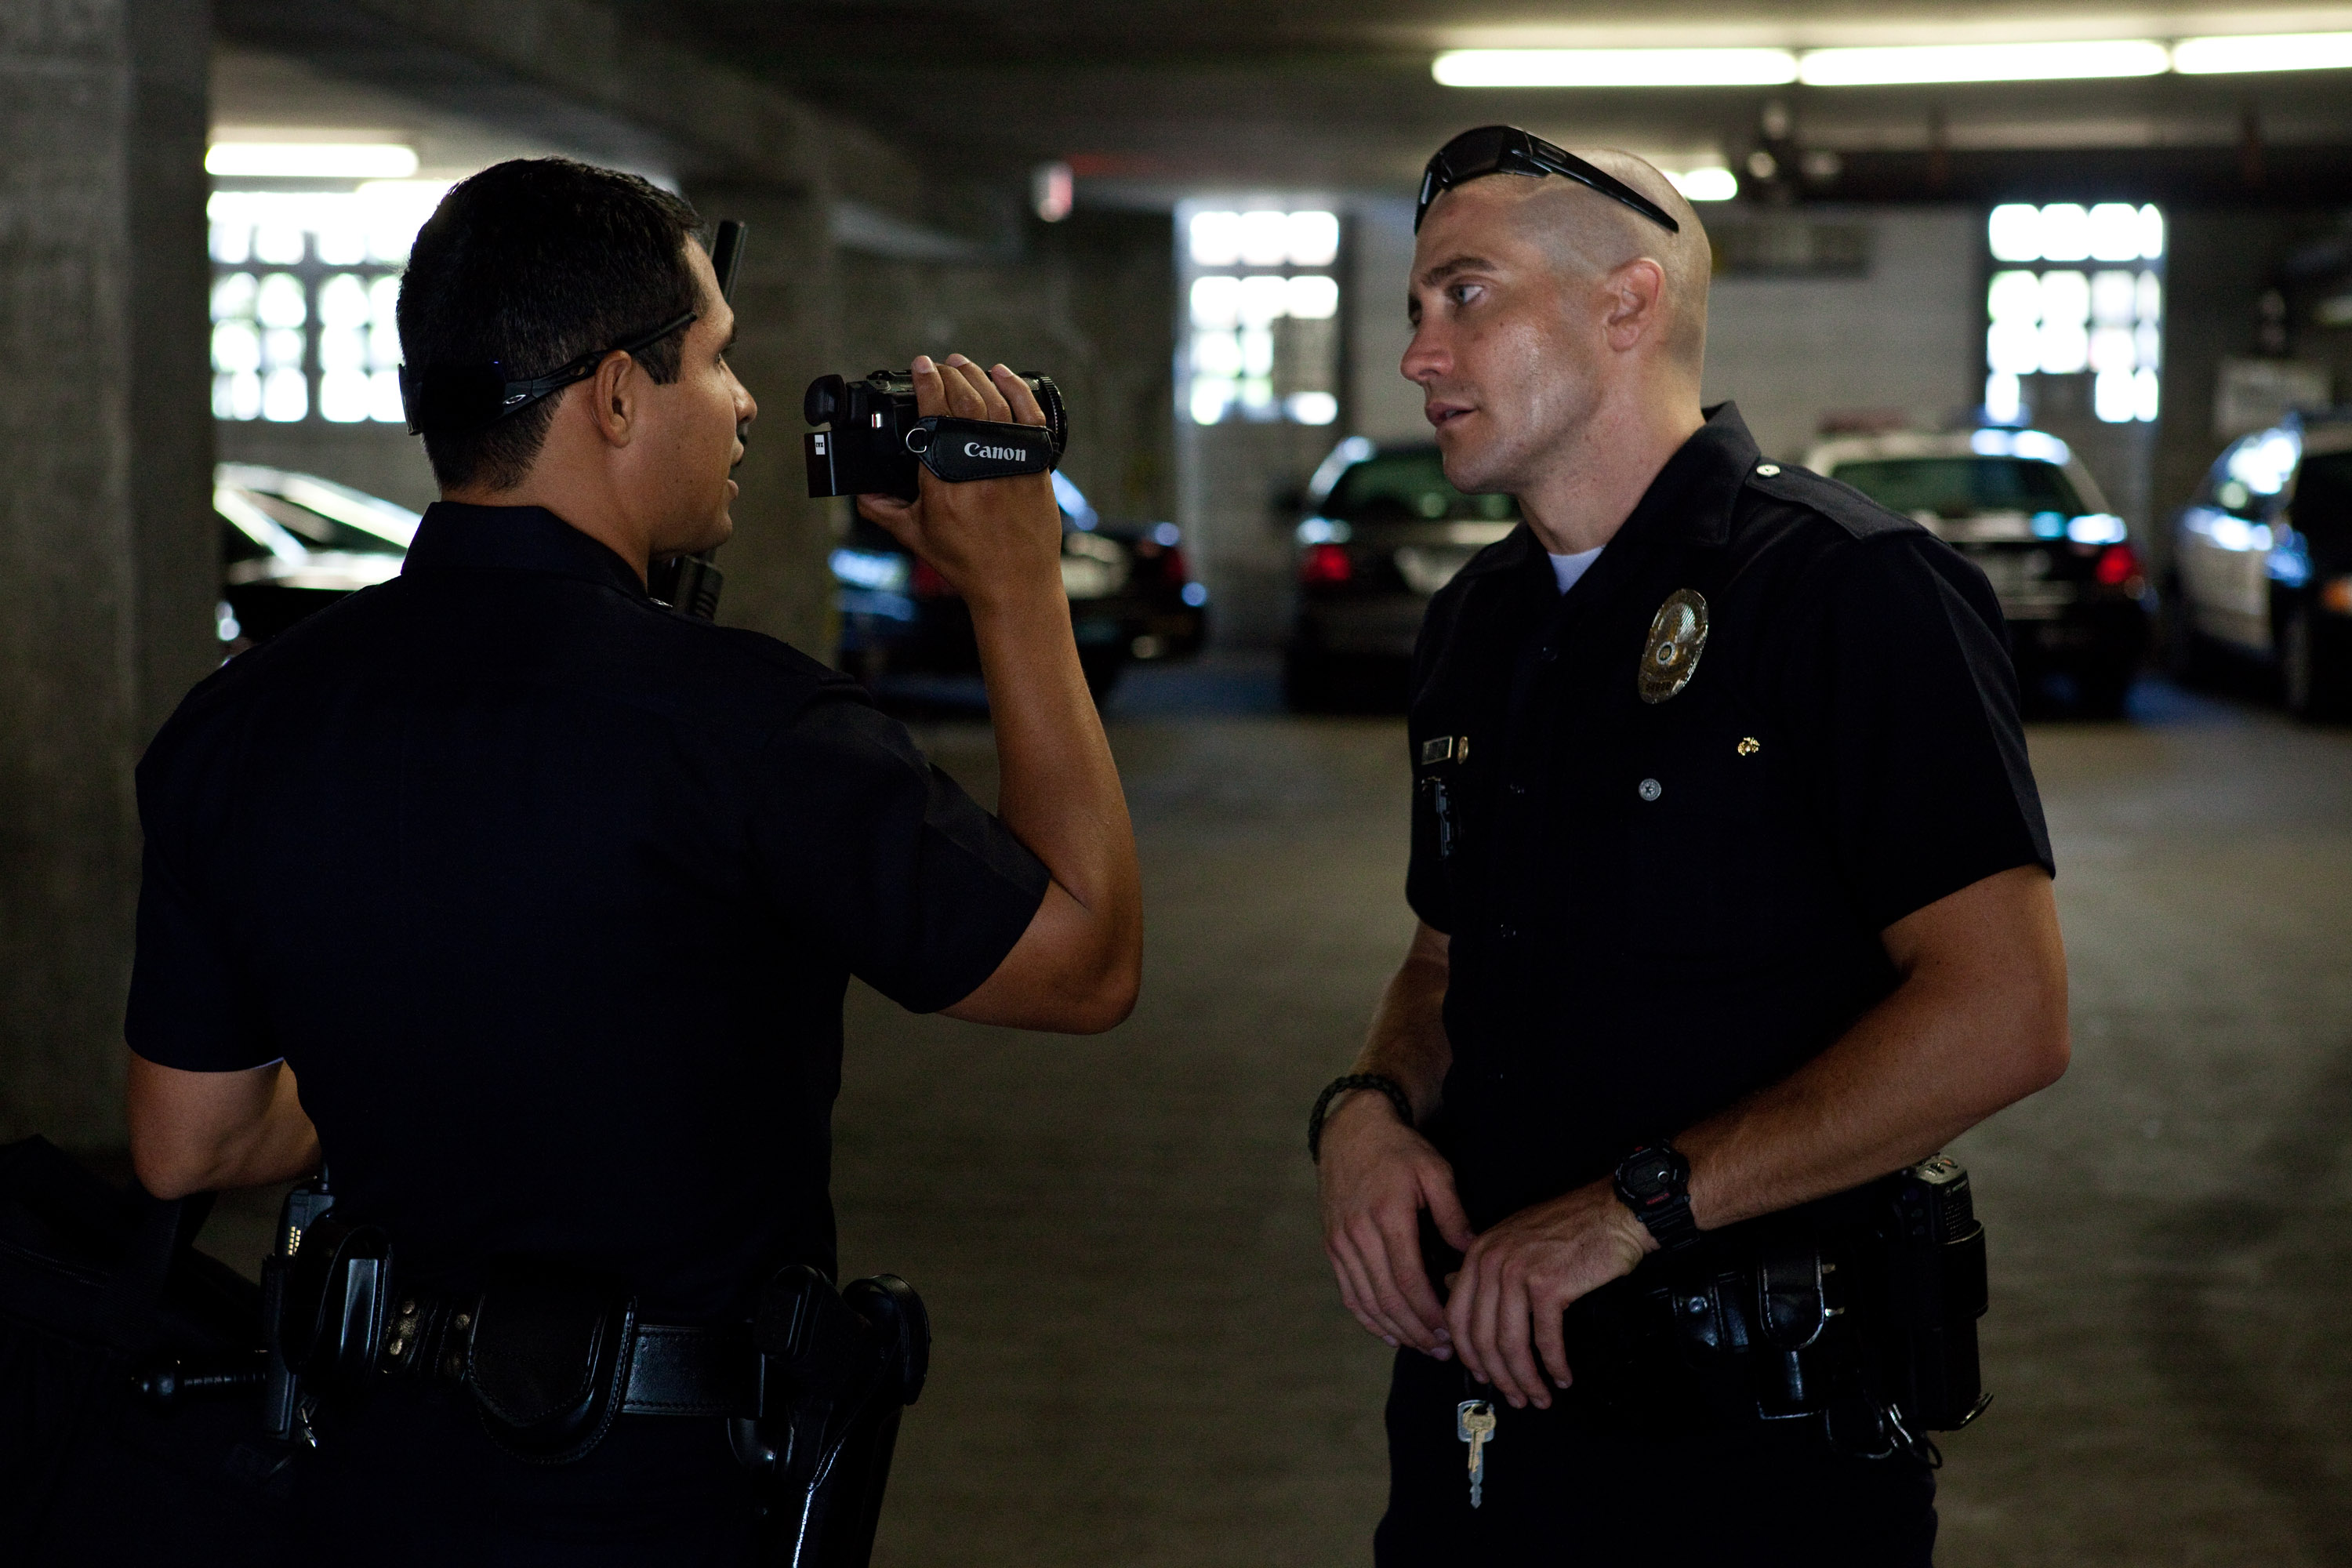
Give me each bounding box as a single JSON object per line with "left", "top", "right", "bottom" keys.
{"left": 1609, "top": 401, "right": 1759, "bottom": 553}
{"left": 401, "top": 503, "right": 649, "bottom": 600}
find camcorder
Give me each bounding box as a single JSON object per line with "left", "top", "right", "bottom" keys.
{"left": 804, "top": 370, "right": 1069, "bottom": 501}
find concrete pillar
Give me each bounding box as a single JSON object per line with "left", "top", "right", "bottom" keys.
{"left": 0, "top": 0, "right": 217, "bottom": 1145}
{"left": 689, "top": 183, "right": 843, "bottom": 663}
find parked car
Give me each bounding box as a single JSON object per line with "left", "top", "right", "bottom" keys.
{"left": 830, "top": 470, "right": 1205, "bottom": 699}
{"left": 1282, "top": 437, "right": 1518, "bottom": 709}
{"left": 215, "top": 463, "right": 418, "bottom": 652}
{"left": 1805, "top": 428, "right": 2151, "bottom": 714}
{"left": 2165, "top": 410, "right": 2352, "bottom": 719}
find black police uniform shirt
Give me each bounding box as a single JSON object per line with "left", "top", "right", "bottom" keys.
{"left": 126, "top": 503, "right": 1050, "bottom": 1323}
{"left": 1406, "top": 404, "right": 2054, "bottom": 1233}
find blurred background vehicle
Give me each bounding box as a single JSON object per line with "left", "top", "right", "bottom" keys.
{"left": 1806, "top": 428, "right": 2152, "bottom": 715}
{"left": 830, "top": 470, "right": 1205, "bottom": 701}
{"left": 1281, "top": 437, "right": 1518, "bottom": 710}
{"left": 214, "top": 463, "right": 417, "bottom": 654}
{"left": 2165, "top": 410, "right": 2352, "bottom": 720}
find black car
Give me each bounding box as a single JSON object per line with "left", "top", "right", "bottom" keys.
{"left": 2167, "top": 411, "right": 2352, "bottom": 719}
{"left": 1807, "top": 429, "right": 2152, "bottom": 715}
{"left": 1283, "top": 438, "right": 1519, "bottom": 709}
{"left": 831, "top": 470, "right": 1205, "bottom": 699}
{"left": 215, "top": 463, "right": 417, "bottom": 653}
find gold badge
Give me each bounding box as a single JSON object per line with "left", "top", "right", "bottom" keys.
{"left": 1638, "top": 590, "right": 1710, "bottom": 704}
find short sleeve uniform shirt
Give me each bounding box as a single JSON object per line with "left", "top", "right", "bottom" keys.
{"left": 127, "top": 503, "right": 1048, "bottom": 1323}
{"left": 1406, "top": 405, "right": 2053, "bottom": 1230}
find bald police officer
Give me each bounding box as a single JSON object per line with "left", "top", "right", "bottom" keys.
{"left": 1312, "top": 128, "right": 2069, "bottom": 1564}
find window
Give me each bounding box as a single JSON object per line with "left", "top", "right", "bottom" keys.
{"left": 1983, "top": 202, "right": 2162, "bottom": 426}
{"left": 208, "top": 183, "right": 448, "bottom": 425}
{"left": 1182, "top": 208, "right": 1341, "bottom": 426}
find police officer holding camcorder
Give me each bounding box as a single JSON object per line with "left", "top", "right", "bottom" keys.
{"left": 123, "top": 157, "right": 1138, "bottom": 1564}
{"left": 1311, "top": 128, "right": 2071, "bottom": 1564}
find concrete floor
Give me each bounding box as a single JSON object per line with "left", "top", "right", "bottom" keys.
{"left": 193, "top": 664, "right": 2352, "bottom": 1565}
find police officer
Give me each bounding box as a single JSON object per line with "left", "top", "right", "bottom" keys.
{"left": 122, "top": 159, "right": 1139, "bottom": 1563}
{"left": 1312, "top": 128, "right": 2069, "bottom": 1564}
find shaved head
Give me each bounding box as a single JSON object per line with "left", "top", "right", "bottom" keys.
{"left": 1484, "top": 149, "right": 1711, "bottom": 376}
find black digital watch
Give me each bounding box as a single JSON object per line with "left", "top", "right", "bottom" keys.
{"left": 1612, "top": 1142, "right": 1700, "bottom": 1254}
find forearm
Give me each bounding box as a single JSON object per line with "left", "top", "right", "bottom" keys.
{"left": 967, "top": 584, "right": 1138, "bottom": 924}
{"left": 1343, "top": 924, "right": 1453, "bottom": 1121}
{"left": 1680, "top": 870, "right": 2069, "bottom": 1231}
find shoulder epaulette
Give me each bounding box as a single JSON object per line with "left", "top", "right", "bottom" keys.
{"left": 1742, "top": 462, "right": 1925, "bottom": 542}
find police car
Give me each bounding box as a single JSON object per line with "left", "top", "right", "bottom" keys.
{"left": 2166, "top": 410, "right": 2352, "bottom": 719}
{"left": 829, "top": 470, "right": 1205, "bottom": 699}
{"left": 215, "top": 463, "right": 418, "bottom": 654}
{"left": 1283, "top": 437, "right": 1519, "bottom": 710}
{"left": 1804, "top": 428, "right": 2152, "bottom": 715}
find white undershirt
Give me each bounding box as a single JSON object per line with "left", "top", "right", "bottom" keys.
{"left": 1548, "top": 546, "right": 1604, "bottom": 595}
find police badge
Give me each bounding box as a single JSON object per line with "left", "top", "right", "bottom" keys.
{"left": 1638, "top": 589, "right": 1709, "bottom": 703}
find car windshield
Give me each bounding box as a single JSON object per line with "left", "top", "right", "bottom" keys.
{"left": 1834, "top": 456, "right": 2085, "bottom": 518}
{"left": 1323, "top": 452, "right": 1518, "bottom": 524}
{"left": 2295, "top": 452, "right": 2352, "bottom": 531}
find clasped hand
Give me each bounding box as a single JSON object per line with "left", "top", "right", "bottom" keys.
{"left": 855, "top": 354, "right": 1062, "bottom": 613}
{"left": 1319, "top": 1094, "right": 1654, "bottom": 1410}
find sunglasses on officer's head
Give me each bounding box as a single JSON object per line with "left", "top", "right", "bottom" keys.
{"left": 1416, "top": 125, "right": 1682, "bottom": 236}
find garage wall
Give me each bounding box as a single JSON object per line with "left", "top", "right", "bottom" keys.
{"left": 1701, "top": 206, "right": 1984, "bottom": 463}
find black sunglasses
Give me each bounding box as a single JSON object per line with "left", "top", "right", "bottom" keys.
{"left": 1417, "top": 125, "right": 1681, "bottom": 235}
{"left": 401, "top": 309, "right": 701, "bottom": 436}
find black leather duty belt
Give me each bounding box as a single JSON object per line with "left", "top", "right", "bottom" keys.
{"left": 381, "top": 1291, "right": 757, "bottom": 1418}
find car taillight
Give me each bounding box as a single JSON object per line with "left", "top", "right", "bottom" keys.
{"left": 911, "top": 559, "right": 953, "bottom": 597}
{"left": 1162, "top": 545, "right": 1192, "bottom": 585}
{"left": 1299, "top": 543, "right": 1353, "bottom": 586}
{"left": 2094, "top": 543, "right": 2140, "bottom": 587}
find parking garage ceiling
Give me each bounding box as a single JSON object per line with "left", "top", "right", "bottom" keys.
{"left": 216, "top": 1, "right": 2352, "bottom": 203}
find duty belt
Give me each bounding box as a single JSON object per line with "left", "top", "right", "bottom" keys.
{"left": 381, "top": 1290, "right": 757, "bottom": 1417}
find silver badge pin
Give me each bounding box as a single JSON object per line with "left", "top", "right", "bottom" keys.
{"left": 1638, "top": 589, "right": 1710, "bottom": 704}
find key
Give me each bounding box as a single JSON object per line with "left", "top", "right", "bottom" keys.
{"left": 1457, "top": 1399, "right": 1497, "bottom": 1509}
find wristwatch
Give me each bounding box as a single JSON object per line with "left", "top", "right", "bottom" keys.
{"left": 1612, "top": 1142, "right": 1700, "bottom": 1254}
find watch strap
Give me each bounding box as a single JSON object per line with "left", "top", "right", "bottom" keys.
{"left": 1614, "top": 1143, "right": 1701, "bottom": 1253}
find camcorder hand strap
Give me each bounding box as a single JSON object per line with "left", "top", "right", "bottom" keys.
{"left": 902, "top": 416, "right": 1058, "bottom": 482}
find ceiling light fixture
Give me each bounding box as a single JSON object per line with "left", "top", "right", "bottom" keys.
{"left": 2172, "top": 30, "right": 2352, "bottom": 73}
{"left": 1796, "top": 40, "right": 2170, "bottom": 85}
{"left": 206, "top": 143, "right": 420, "bottom": 180}
{"left": 1432, "top": 49, "right": 1798, "bottom": 88}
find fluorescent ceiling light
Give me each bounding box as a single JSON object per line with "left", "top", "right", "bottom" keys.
{"left": 1667, "top": 168, "right": 1739, "bottom": 201}
{"left": 207, "top": 143, "right": 420, "bottom": 179}
{"left": 1797, "top": 40, "right": 2169, "bottom": 85}
{"left": 2172, "top": 31, "right": 2352, "bottom": 74}
{"left": 1432, "top": 49, "right": 1797, "bottom": 88}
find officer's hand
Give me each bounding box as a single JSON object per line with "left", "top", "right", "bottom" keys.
{"left": 1444, "top": 1178, "right": 1654, "bottom": 1410}
{"left": 856, "top": 354, "right": 1062, "bottom": 614}
{"left": 1317, "top": 1091, "right": 1474, "bottom": 1359}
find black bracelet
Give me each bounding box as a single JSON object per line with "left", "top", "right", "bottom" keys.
{"left": 1308, "top": 1074, "right": 1417, "bottom": 1163}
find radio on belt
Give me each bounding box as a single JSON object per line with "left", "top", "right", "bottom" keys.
{"left": 804, "top": 370, "right": 1068, "bottom": 501}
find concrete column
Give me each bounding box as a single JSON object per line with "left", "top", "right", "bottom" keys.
{"left": 0, "top": 0, "right": 216, "bottom": 1145}
{"left": 689, "top": 182, "right": 843, "bottom": 662}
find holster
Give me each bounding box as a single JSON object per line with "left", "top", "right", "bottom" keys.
{"left": 1559, "top": 1156, "right": 1992, "bottom": 1461}
{"left": 733, "top": 1265, "right": 929, "bottom": 1568}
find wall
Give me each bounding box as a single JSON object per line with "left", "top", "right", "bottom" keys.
{"left": 1701, "top": 207, "right": 1984, "bottom": 463}
{"left": 0, "top": 0, "right": 216, "bottom": 1145}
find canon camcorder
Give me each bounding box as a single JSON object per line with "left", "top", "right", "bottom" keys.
{"left": 803, "top": 370, "right": 1068, "bottom": 500}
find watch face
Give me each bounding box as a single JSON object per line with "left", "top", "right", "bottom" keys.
{"left": 1621, "top": 1148, "right": 1687, "bottom": 1200}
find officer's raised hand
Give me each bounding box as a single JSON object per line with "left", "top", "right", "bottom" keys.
{"left": 857, "top": 354, "right": 1062, "bottom": 613}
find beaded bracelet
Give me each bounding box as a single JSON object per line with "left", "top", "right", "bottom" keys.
{"left": 1307, "top": 1073, "right": 1417, "bottom": 1162}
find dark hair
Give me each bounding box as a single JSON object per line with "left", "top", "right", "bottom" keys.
{"left": 398, "top": 159, "right": 704, "bottom": 492}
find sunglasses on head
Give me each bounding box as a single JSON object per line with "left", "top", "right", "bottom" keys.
{"left": 1416, "top": 125, "right": 1681, "bottom": 235}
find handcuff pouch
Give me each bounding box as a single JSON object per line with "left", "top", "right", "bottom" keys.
{"left": 466, "top": 1261, "right": 637, "bottom": 1465}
